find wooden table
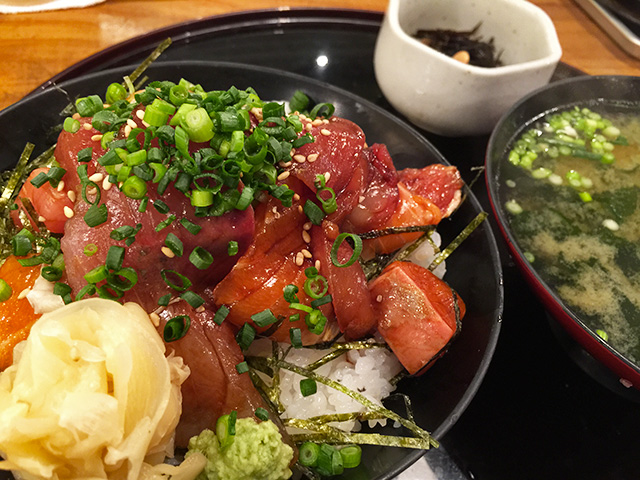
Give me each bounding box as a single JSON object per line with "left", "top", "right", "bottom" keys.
{"left": 1, "top": 0, "right": 640, "bottom": 111}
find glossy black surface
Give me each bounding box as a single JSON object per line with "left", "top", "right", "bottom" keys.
{"left": 11, "top": 8, "right": 640, "bottom": 479}
{"left": 1, "top": 60, "right": 501, "bottom": 480}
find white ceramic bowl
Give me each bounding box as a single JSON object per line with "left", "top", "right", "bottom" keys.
{"left": 374, "top": 0, "right": 562, "bottom": 137}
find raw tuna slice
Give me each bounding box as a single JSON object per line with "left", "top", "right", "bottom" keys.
{"left": 369, "top": 261, "right": 465, "bottom": 375}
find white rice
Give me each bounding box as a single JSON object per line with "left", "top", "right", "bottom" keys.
{"left": 406, "top": 231, "right": 446, "bottom": 279}
{"left": 265, "top": 340, "right": 404, "bottom": 432}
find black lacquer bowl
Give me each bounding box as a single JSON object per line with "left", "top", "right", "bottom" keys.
{"left": 486, "top": 75, "right": 640, "bottom": 392}
{"left": 0, "top": 61, "right": 503, "bottom": 479}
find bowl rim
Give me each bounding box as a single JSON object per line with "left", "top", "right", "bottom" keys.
{"left": 383, "top": 0, "right": 563, "bottom": 77}
{"left": 485, "top": 74, "right": 640, "bottom": 387}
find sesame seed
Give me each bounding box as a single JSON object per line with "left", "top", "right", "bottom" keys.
{"left": 103, "top": 177, "right": 113, "bottom": 191}
{"left": 302, "top": 231, "right": 311, "bottom": 243}
{"left": 136, "top": 110, "right": 145, "bottom": 120}
{"left": 149, "top": 312, "right": 160, "bottom": 327}
{"left": 72, "top": 113, "right": 81, "bottom": 120}
{"left": 602, "top": 219, "right": 620, "bottom": 231}
{"left": 301, "top": 248, "right": 312, "bottom": 258}
{"left": 250, "top": 107, "right": 263, "bottom": 122}
{"left": 91, "top": 134, "right": 103, "bottom": 142}
{"left": 38, "top": 215, "right": 46, "bottom": 223}
{"left": 312, "top": 119, "right": 323, "bottom": 126}
{"left": 315, "top": 259, "right": 321, "bottom": 269}
{"left": 63, "top": 206, "right": 74, "bottom": 218}
{"left": 17, "top": 287, "right": 31, "bottom": 300}
{"left": 89, "top": 173, "right": 104, "bottom": 183}
{"left": 83, "top": 123, "right": 92, "bottom": 130}
{"left": 290, "top": 148, "right": 296, "bottom": 156}
{"left": 67, "top": 190, "right": 76, "bottom": 202}
{"left": 294, "top": 154, "right": 306, "bottom": 164}
{"left": 307, "top": 153, "right": 319, "bottom": 163}
{"left": 358, "top": 195, "right": 366, "bottom": 203}
{"left": 324, "top": 172, "right": 331, "bottom": 182}
{"left": 376, "top": 295, "right": 383, "bottom": 303}
{"left": 124, "top": 125, "right": 132, "bottom": 137}
{"left": 293, "top": 193, "right": 301, "bottom": 201}
{"left": 272, "top": 206, "right": 278, "bottom": 214}
{"left": 161, "top": 246, "right": 175, "bottom": 258}
{"left": 142, "top": 120, "right": 150, "bottom": 128}
{"left": 56, "top": 180, "right": 65, "bottom": 192}
{"left": 305, "top": 123, "right": 313, "bottom": 132}
{"left": 299, "top": 114, "right": 308, "bottom": 121}
{"left": 320, "top": 128, "right": 331, "bottom": 136}
{"left": 87, "top": 187, "right": 98, "bottom": 196}
{"left": 295, "top": 252, "right": 304, "bottom": 266}
{"left": 297, "top": 205, "right": 304, "bottom": 214}
{"left": 127, "top": 118, "right": 137, "bottom": 129}
{"left": 277, "top": 171, "right": 291, "bottom": 181}
{"left": 303, "top": 222, "right": 312, "bottom": 231}
{"left": 196, "top": 305, "right": 206, "bottom": 313}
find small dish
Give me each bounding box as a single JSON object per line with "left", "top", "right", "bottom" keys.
{"left": 373, "top": 0, "right": 562, "bottom": 137}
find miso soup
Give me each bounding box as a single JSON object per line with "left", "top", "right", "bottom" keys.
{"left": 500, "top": 104, "right": 640, "bottom": 365}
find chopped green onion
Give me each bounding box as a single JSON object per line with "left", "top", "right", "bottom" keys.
{"left": 164, "top": 315, "right": 191, "bottom": 342}
{"left": 105, "top": 82, "right": 127, "bottom": 104}
{"left": 138, "top": 196, "right": 149, "bottom": 213}
{"left": 235, "top": 323, "right": 256, "bottom": 351}
{"left": 290, "top": 327, "right": 303, "bottom": 348}
{"left": 84, "top": 243, "right": 98, "bottom": 257}
{"left": 311, "top": 294, "right": 332, "bottom": 308}
{"left": 216, "top": 411, "right": 237, "bottom": 450}
{"left": 303, "top": 200, "right": 325, "bottom": 225}
{"left": 283, "top": 284, "right": 300, "bottom": 303}
{"left": 155, "top": 214, "right": 176, "bottom": 232}
{"left": 77, "top": 147, "right": 93, "bottom": 163}
{"left": 161, "top": 269, "right": 192, "bottom": 291}
{"left": 316, "top": 444, "right": 344, "bottom": 477}
{"left": 251, "top": 308, "right": 277, "bottom": 328}
{"left": 53, "top": 282, "right": 73, "bottom": 304}
{"left": 75, "top": 95, "right": 103, "bottom": 117}
{"left": 227, "top": 240, "right": 239, "bottom": 256}
{"left": 235, "top": 361, "right": 249, "bottom": 374}
{"left": 106, "top": 267, "right": 138, "bottom": 292}
{"left": 181, "top": 107, "right": 214, "bottom": 142}
{"left": 213, "top": 305, "right": 229, "bottom": 325}
{"left": 300, "top": 378, "right": 317, "bottom": 397}
{"left": 84, "top": 203, "right": 108, "bottom": 227}
{"left": 330, "top": 233, "right": 363, "bottom": 267}
{"left": 304, "top": 275, "right": 328, "bottom": 299}
{"left": 181, "top": 290, "right": 204, "bottom": 309}
{"left": 181, "top": 218, "right": 202, "bottom": 235}
{"left": 126, "top": 149, "right": 147, "bottom": 166}
{"left": 254, "top": 407, "right": 269, "bottom": 421}
{"left": 169, "top": 84, "right": 189, "bottom": 106}
{"left": 164, "top": 233, "right": 184, "bottom": 257}
{"left": 0, "top": 279, "right": 12, "bottom": 302}
{"left": 339, "top": 445, "right": 362, "bottom": 469}
{"left": 110, "top": 225, "right": 135, "bottom": 241}
{"left": 158, "top": 294, "right": 172, "bottom": 306}
{"left": 106, "top": 246, "right": 125, "bottom": 271}
{"left": 289, "top": 90, "right": 310, "bottom": 113}
{"left": 309, "top": 102, "right": 335, "bottom": 119}
{"left": 316, "top": 186, "right": 337, "bottom": 214}
{"left": 121, "top": 175, "right": 148, "bottom": 199}
{"left": 189, "top": 246, "right": 214, "bottom": 270}
{"left": 11, "top": 234, "right": 32, "bottom": 257}
{"left": 191, "top": 190, "right": 214, "bottom": 207}
{"left": 84, "top": 265, "right": 108, "bottom": 284}
{"left": 29, "top": 171, "right": 49, "bottom": 188}
{"left": 149, "top": 162, "right": 167, "bottom": 183}
{"left": 63, "top": 117, "right": 81, "bottom": 133}
{"left": 75, "top": 284, "right": 96, "bottom": 301}
{"left": 298, "top": 442, "right": 320, "bottom": 467}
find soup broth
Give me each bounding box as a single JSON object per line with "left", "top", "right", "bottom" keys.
{"left": 500, "top": 104, "right": 640, "bottom": 365}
